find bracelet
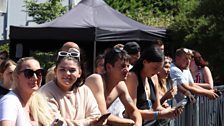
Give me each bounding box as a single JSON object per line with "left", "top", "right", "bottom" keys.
{"left": 153, "top": 111, "right": 158, "bottom": 120}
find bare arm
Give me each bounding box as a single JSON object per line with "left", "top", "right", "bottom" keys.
{"left": 197, "top": 66, "right": 213, "bottom": 89}
{"left": 85, "top": 74, "right": 108, "bottom": 114}
{"left": 0, "top": 121, "right": 15, "bottom": 126}
{"left": 160, "top": 86, "right": 177, "bottom": 104}
{"left": 125, "top": 72, "right": 138, "bottom": 104}
{"left": 119, "top": 81, "right": 142, "bottom": 126}
{"left": 182, "top": 82, "right": 218, "bottom": 99}
{"left": 151, "top": 75, "right": 165, "bottom": 111}
{"left": 126, "top": 73, "right": 183, "bottom": 121}
{"left": 86, "top": 74, "right": 135, "bottom": 126}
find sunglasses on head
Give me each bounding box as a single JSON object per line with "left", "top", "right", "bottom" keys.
{"left": 58, "top": 50, "right": 80, "bottom": 60}
{"left": 19, "top": 69, "right": 44, "bottom": 79}
{"left": 182, "top": 48, "right": 193, "bottom": 55}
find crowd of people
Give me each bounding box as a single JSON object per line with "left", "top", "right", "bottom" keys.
{"left": 0, "top": 40, "right": 221, "bottom": 126}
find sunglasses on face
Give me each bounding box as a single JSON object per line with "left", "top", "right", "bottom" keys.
{"left": 19, "top": 69, "right": 44, "bottom": 79}
{"left": 164, "top": 61, "right": 171, "bottom": 64}
{"left": 58, "top": 50, "right": 80, "bottom": 61}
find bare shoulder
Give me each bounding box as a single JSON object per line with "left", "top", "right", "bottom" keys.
{"left": 126, "top": 72, "right": 138, "bottom": 84}
{"left": 151, "top": 74, "right": 159, "bottom": 85}
{"left": 203, "top": 66, "right": 211, "bottom": 73}
{"left": 126, "top": 72, "right": 139, "bottom": 91}
{"left": 85, "top": 73, "right": 104, "bottom": 92}
{"left": 86, "top": 74, "right": 102, "bottom": 84}
{"left": 128, "top": 71, "right": 137, "bottom": 78}
{"left": 116, "top": 81, "right": 130, "bottom": 94}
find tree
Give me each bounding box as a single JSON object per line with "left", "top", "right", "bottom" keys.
{"left": 24, "top": 0, "right": 67, "bottom": 24}
{"left": 168, "top": 0, "right": 224, "bottom": 84}
{"left": 105, "top": 0, "right": 177, "bottom": 27}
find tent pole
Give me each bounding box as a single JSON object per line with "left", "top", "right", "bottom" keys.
{"left": 93, "top": 40, "right": 96, "bottom": 73}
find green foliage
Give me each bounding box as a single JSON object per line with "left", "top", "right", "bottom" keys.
{"left": 24, "top": 0, "right": 224, "bottom": 84}
{"left": 168, "top": 0, "right": 224, "bottom": 83}
{"left": 105, "top": 0, "right": 176, "bottom": 27}
{"left": 0, "top": 43, "right": 9, "bottom": 52}
{"left": 24, "top": 0, "right": 68, "bottom": 24}
{"left": 30, "top": 50, "right": 56, "bottom": 70}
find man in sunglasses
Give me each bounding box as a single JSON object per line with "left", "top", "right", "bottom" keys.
{"left": 85, "top": 48, "right": 142, "bottom": 126}
{"left": 170, "top": 48, "right": 219, "bottom": 103}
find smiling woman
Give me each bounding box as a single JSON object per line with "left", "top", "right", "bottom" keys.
{"left": 0, "top": 57, "right": 55, "bottom": 126}
{"left": 39, "top": 54, "right": 103, "bottom": 126}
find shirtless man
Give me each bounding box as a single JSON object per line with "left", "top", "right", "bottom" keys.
{"left": 85, "top": 48, "right": 142, "bottom": 126}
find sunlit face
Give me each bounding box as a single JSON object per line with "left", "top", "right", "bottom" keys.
{"left": 3, "top": 64, "right": 16, "bottom": 89}
{"left": 143, "top": 60, "right": 163, "bottom": 77}
{"left": 17, "top": 59, "right": 42, "bottom": 94}
{"left": 109, "top": 59, "right": 129, "bottom": 81}
{"left": 158, "top": 61, "right": 171, "bottom": 79}
{"left": 55, "top": 59, "right": 81, "bottom": 91}
{"left": 177, "top": 54, "right": 191, "bottom": 70}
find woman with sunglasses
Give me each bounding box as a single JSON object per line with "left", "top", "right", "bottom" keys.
{"left": 0, "top": 57, "right": 54, "bottom": 126}
{"left": 39, "top": 53, "right": 103, "bottom": 126}
{"left": 125, "top": 46, "right": 183, "bottom": 125}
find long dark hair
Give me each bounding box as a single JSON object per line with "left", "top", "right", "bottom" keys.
{"left": 131, "top": 45, "right": 164, "bottom": 73}
{"left": 193, "top": 50, "right": 208, "bottom": 68}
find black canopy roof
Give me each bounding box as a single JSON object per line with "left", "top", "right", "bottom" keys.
{"left": 9, "top": 0, "right": 167, "bottom": 74}
{"left": 10, "top": 0, "right": 166, "bottom": 42}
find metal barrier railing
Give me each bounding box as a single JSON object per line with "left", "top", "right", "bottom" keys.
{"left": 173, "top": 85, "right": 224, "bottom": 126}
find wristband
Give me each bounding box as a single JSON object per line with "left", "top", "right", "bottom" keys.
{"left": 153, "top": 111, "right": 158, "bottom": 120}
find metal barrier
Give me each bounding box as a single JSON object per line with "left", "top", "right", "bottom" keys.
{"left": 173, "top": 85, "right": 224, "bottom": 126}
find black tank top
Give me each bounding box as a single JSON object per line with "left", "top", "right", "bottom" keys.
{"left": 134, "top": 71, "right": 157, "bottom": 110}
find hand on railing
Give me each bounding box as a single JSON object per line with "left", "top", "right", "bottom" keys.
{"left": 206, "top": 90, "right": 219, "bottom": 100}
{"left": 164, "top": 86, "right": 177, "bottom": 100}
{"left": 159, "top": 106, "right": 184, "bottom": 119}
{"left": 185, "top": 91, "right": 196, "bottom": 103}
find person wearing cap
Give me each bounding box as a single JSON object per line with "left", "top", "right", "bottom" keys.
{"left": 170, "top": 48, "right": 219, "bottom": 103}
{"left": 123, "top": 42, "right": 141, "bottom": 70}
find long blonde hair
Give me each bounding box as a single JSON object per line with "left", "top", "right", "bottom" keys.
{"left": 29, "top": 91, "right": 54, "bottom": 126}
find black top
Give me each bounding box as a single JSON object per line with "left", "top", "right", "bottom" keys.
{"left": 134, "top": 71, "right": 157, "bottom": 110}
{"left": 132, "top": 70, "right": 157, "bottom": 126}
{"left": 0, "top": 85, "right": 9, "bottom": 96}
